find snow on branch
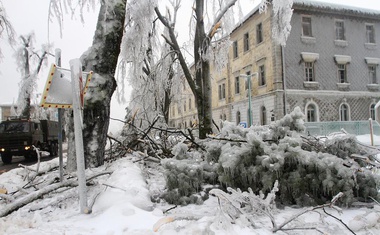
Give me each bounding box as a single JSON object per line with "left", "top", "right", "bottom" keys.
{"left": 0, "top": 2, "right": 16, "bottom": 58}
{"left": 271, "top": 0, "right": 293, "bottom": 46}
{"left": 48, "top": 0, "right": 97, "bottom": 38}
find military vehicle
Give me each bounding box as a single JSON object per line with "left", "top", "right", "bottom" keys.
{"left": 0, "top": 118, "right": 59, "bottom": 164}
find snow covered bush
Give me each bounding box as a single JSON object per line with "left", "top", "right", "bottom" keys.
{"left": 160, "top": 107, "right": 380, "bottom": 207}
{"left": 207, "top": 107, "right": 380, "bottom": 206}
{"left": 161, "top": 142, "right": 218, "bottom": 205}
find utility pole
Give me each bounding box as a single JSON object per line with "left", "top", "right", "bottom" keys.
{"left": 240, "top": 73, "right": 258, "bottom": 127}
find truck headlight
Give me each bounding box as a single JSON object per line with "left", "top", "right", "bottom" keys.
{"left": 25, "top": 146, "right": 31, "bottom": 150}
{"left": 0, "top": 148, "right": 4, "bottom": 152}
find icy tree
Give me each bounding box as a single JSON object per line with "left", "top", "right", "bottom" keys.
{"left": 161, "top": 141, "right": 218, "bottom": 205}
{"left": 154, "top": 0, "right": 243, "bottom": 139}
{"left": 49, "top": 0, "right": 127, "bottom": 169}
{"left": 79, "top": 0, "right": 126, "bottom": 167}
{"left": 161, "top": 107, "right": 380, "bottom": 207}
{"left": 119, "top": 0, "right": 182, "bottom": 131}
{"left": 154, "top": 0, "right": 294, "bottom": 138}
{"left": 259, "top": 0, "right": 293, "bottom": 46}
{"left": 210, "top": 107, "right": 380, "bottom": 206}
{"left": 15, "top": 33, "right": 51, "bottom": 119}
{"left": 0, "top": 1, "right": 15, "bottom": 59}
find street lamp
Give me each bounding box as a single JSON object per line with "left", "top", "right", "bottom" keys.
{"left": 240, "top": 72, "right": 258, "bottom": 127}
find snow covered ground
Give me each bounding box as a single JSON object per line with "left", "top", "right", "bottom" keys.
{"left": 1, "top": 134, "right": 380, "bottom": 234}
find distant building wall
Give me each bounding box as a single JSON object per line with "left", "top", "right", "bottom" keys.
{"left": 284, "top": 4, "right": 380, "bottom": 121}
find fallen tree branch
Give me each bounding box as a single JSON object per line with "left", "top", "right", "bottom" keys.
{"left": 322, "top": 208, "right": 356, "bottom": 234}
{"left": 107, "top": 134, "right": 131, "bottom": 153}
{"left": 207, "top": 135, "right": 247, "bottom": 143}
{"left": 0, "top": 171, "right": 112, "bottom": 218}
{"left": 273, "top": 192, "right": 345, "bottom": 233}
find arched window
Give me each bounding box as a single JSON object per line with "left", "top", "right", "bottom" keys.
{"left": 370, "top": 103, "right": 376, "bottom": 120}
{"left": 223, "top": 114, "right": 227, "bottom": 121}
{"left": 260, "top": 106, "right": 267, "bottom": 125}
{"left": 236, "top": 111, "right": 241, "bottom": 125}
{"left": 339, "top": 103, "right": 350, "bottom": 121}
{"left": 306, "top": 104, "right": 317, "bottom": 122}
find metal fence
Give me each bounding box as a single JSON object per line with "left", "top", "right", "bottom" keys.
{"left": 304, "top": 120, "right": 380, "bottom": 136}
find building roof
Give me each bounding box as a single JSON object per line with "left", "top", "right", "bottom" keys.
{"left": 232, "top": 0, "right": 380, "bottom": 35}
{"left": 293, "top": 0, "right": 380, "bottom": 19}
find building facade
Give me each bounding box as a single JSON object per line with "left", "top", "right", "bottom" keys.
{"left": 285, "top": 1, "right": 380, "bottom": 122}
{"left": 169, "top": 1, "right": 380, "bottom": 130}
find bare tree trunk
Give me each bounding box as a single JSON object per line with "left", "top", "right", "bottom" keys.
{"left": 67, "top": 0, "right": 126, "bottom": 169}
{"left": 194, "top": 0, "right": 212, "bottom": 138}
{"left": 155, "top": 0, "right": 237, "bottom": 138}
{"left": 20, "top": 36, "right": 31, "bottom": 119}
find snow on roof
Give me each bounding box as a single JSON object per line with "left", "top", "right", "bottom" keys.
{"left": 231, "top": 4, "right": 261, "bottom": 33}
{"left": 293, "top": 0, "right": 380, "bottom": 18}
{"left": 232, "top": 0, "right": 380, "bottom": 34}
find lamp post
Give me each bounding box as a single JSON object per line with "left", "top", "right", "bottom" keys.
{"left": 240, "top": 73, "right": 258, "bottom": 127}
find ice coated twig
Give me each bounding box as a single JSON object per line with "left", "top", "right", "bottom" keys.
{"left": 273, "top": 192, "right": 346, "bottom": 233}
{"left": 0, "top": 171, "right": 112, "bottom": 218}
{"left": 322, "top": 208, "right": 356, "bottom": 235}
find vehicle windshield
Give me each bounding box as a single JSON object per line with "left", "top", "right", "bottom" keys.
{"left": 0, "top": 122, "right": 30, "bottom": 133}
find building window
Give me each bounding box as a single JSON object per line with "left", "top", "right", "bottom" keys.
{"left": 256, "top": 23, "right": 263, "bottom": 44}
{"left": 189, "top": 98, "right": 192, "bottom": 110}
{"left": 184, "top": 100, "right": 186, "bottom": 112}
{"left": 370, "top": 103, "right": 376, "bottom": 120}
{"left": 260, "top": 106, "right": 267, "bottom": 125}
{"left": 233, "top": 40, "right": 238, "bottom": 58}
{"left": 369, "top": 65, "right": 377, "bottom": 84}
{"left": 236, "top": 111, "right": 241, "bottom": 125}
{"left": 235, "top": 76, "right": 240, "bottom": 94}
{"left": 339, "top": 103, "right": 349, "bottom": 121}
{"left": 244, "top": 32, "right": 250, "bottom": 51}
{"left": 366, "top": 24, "right": 375, "bottom": 44}
{"left": 335, "top": 20, "right": 345, "bottom": 40}
{"left": 302, "top": 16, "right": 312, "bottom": 37}
{"left": 304, "top": 62, "right": 314, "bottom": 82}
{"left": 338, "top": 64, "right": 347, "bottom": 83}
{"left": 218, "top": 83, "right": 226, "bottom": 100}
{"left": 306, "top": 104, "right": 317, "bottom": 122}
{"left": 259, "top": 65, "right": 266, "bottom": 86}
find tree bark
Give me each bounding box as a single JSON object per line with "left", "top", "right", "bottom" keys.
{"left": 67, "top": 0, "right": 127, "bottom": 169}
{"left": 194, "top": 0, "right": 212, "bottom": 138}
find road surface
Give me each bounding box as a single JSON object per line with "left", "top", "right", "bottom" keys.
{"left": 0, "top": 152, "right": 57, "bottom": 175}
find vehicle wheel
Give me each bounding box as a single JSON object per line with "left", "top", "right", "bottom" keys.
{"left": 50, "top": 142, "right": 58, "bottom": 156}
{"left": 1, "top": 154, "right": 12, "bottom": 164}
{"left": 27, "top": 145, "right": 40, "bottom": 161}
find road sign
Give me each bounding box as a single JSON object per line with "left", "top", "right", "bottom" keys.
{"left": 239, "top": 122, "right": 247, "bottom": 128}
{"left": 40, "top": 64, "right": 92, "bottom": 109}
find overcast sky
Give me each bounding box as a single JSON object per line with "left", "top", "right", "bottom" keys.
{"left": 1, "top": 0, "right": 380, "bottom": 131}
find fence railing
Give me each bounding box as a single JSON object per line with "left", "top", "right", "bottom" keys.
{"left": 304, "top": 120, "right": 380, "bottom": 136}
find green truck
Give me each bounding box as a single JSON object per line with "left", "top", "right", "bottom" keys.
{"left": 0, "top": 119, "right": 59, "bottom": 164}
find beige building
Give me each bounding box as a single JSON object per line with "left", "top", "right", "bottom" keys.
{"left": 169, "top": 4, "right": 282, "bottom": 129}
{"left": 169, "top": 1, "right": 380, "bottom": 130}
